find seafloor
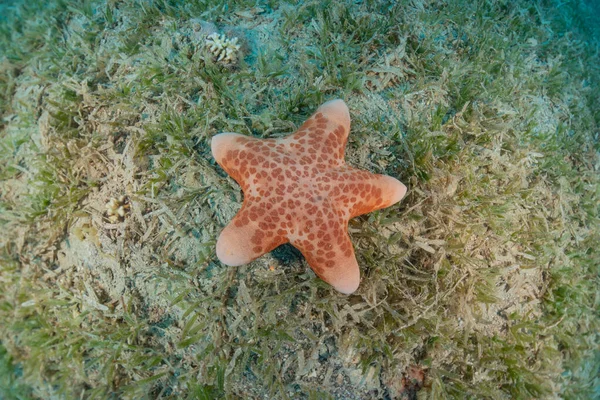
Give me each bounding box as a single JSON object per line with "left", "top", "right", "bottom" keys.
{"left": 0, "top": 0, "right": 598, "bottom": 399}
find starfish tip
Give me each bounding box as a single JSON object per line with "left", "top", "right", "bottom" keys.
{"left": 332, "top": 271, "right": 360, "bottom": 295}
{"left": 384, "top": 176, "right": 408, "bottom": 205}
{"left": 215, "top": 227, "right": 250, "bottom": 266}
{"left": 317, "top": 99, "right": 350, "bottom": 130}
{"left": 211, "top": 132, "right": 242, "bottom": 162}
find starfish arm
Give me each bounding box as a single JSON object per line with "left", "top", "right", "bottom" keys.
{"left": 211, "top": 132, "right": 255, "bottom": 184}
{"left": 216, "top": 203, "right": 288, "bottom": 266}
{"left": 212, "top": 133, "right": 283, "bottom": 193}
{"left": 349, "top": 173, "right": 407, "bottom": 218}
{"left": 289, "top": 198, "right": 360, "bottom": 294}
{"left": 285, "top": 99, "right": 351, "bottom": 168}
{"left": 324, "top": 167, "right": 407, "bottom": 218}
{"left": 291, "top": 226, "right": 360, "bottom": 295}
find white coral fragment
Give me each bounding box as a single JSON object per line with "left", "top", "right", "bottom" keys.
{"left": 205, "top": 33, "right": 241, "bottom": 64}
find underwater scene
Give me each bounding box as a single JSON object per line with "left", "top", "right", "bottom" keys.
{"left": 0, "top": 0, "right": 598, "bottom": 398}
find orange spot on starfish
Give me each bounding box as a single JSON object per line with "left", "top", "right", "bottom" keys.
{"left": 211, "top": 99, "right": 407, "bottom": 294}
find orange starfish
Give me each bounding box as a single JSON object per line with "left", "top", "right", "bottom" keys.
{"left": 211, "top": 99, "right": 407, "bottom": 294}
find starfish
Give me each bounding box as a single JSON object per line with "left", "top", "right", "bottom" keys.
{"left": 211, "top": 99, "right": 407, "bottom": 294}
